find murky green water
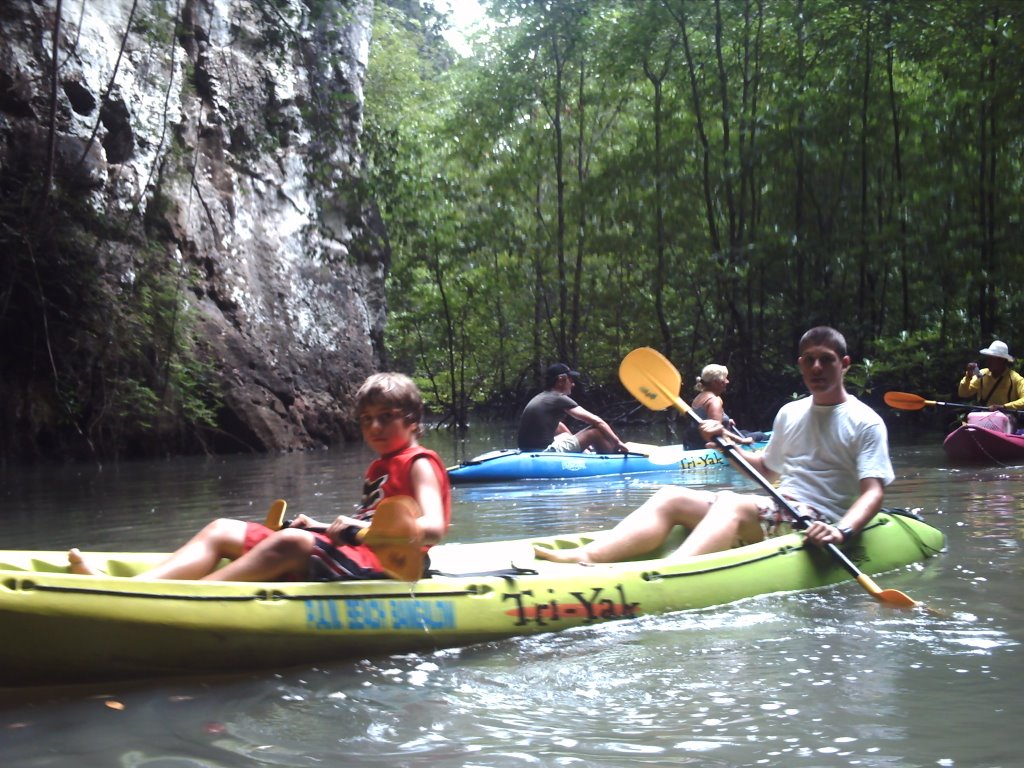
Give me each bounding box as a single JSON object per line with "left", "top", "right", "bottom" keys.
{"left": 0, "top": 426, "right": 1020, "bottom": 767}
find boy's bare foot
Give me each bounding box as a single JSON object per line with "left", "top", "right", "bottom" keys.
{"left": 68, "top": 548, "right": 105, "bottom": 576}
{"left": 532, "top": 545, "right": 590, "bottom": 564}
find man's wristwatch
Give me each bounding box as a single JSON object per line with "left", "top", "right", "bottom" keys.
{"left": 836, "top": 525, "right": 855, "bottom": 543}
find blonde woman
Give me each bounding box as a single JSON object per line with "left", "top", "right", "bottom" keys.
{"left": 682, "top": 364, "right": 754, "bottom": 448}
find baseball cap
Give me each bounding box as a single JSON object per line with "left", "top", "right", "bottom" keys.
{"left": 545, "top": 363, "right": 580, "bottom": 387}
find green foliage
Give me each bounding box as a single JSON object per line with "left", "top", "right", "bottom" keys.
{"left": 366, "top": 0, "right": 1024, "bottom": 431}
{"left": 100, "top": 244, "right": 221, "bottom": 438}
{"left": 0, "top": 169, "right": 221, "bottom": 458}
{"left": 864, "top": 330, "right": 968, "bottom": 402}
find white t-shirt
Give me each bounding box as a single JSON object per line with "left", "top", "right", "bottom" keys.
{"left": 761, "top": 395, "right": 895, "bottom": 521}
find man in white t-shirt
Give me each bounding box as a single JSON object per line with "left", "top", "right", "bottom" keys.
{"left": 535, "top": 327, "right": 894, "bottom": 563}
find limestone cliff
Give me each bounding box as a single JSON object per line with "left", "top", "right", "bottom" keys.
{"left": 0, "top": 0, "right": 389, "bottom": 459}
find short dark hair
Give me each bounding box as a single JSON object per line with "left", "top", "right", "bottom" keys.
{"left": 355, "top": 372, "right": 423, "bottom": 433}
{"left": 799, "top": 326, "right": 847, "bottom": 358}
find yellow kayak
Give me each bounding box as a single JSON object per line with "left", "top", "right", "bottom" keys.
{"left": 0, "top": 510, "right": 944, "bottom": 686}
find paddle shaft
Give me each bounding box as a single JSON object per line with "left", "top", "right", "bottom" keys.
{"left": 927, "top": 400, "right": 998, "bottom": 412}
{"left": 884, "top": 391, "right": 1019, "bottom": 413}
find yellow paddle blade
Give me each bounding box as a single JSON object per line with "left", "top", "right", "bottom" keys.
{"left": 883, "top": 392, "right": 930, "bottom": 411}
{"left": 855, "top": 574, "right": 919, "bottom": 608}
{"left": 264, "top": 499, "right": 288, "bottom": 530}
{"left": 618, "top": 347, "right": 689, "bottom": 414}
{"left": 359, "top": 496, "right": 425, "bottom": 582}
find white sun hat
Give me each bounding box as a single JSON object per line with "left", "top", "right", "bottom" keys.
{"left": 979, "top": 340, "right": 1014, "bottom": 362}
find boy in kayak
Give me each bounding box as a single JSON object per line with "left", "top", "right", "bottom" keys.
{"left": 517, "top": 363, "right": 629, "bottom": 453}
{"left": 534, "top": 326, "right": 893, "bottom": 563}
{"left": 69, "top": 373, "right": 451, "bottom": 581}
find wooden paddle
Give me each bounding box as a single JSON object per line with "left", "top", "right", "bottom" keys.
{"left": 619, "top": 347, "right": 919, "bottom": 609}
{"left": 884, "top": 391, "right": 1009, "bottom": 413}
{"left": 264, "top": 496, "right": 425, "bottom": 581}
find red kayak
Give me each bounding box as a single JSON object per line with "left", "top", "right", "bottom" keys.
{"left": 943, "top": 423, "right": 1024, "bottom": 463}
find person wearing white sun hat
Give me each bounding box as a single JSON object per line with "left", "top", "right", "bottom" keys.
{"left": 958, "top": 340, "right": 1024, "bottom": 430}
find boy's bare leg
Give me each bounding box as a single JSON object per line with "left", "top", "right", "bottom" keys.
{"left": 202, "top": 527, "right": 316, "bottom": 581}
{"left": 137, "top": 518, "right": 250, "bottom": 580}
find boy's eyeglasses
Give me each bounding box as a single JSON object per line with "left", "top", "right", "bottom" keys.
{"left": 798, "top": 354, "right": 840, "bottom": 367}
{"left": 357, "top": 409, "right": 406, "bottom": 428}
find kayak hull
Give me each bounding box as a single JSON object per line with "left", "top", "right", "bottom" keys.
{"left": 0, "top": 512, "right": 944, "bottom": 686}
{"left": 448, "top": 443, "right": 765, "bottom": 483}
{"left": 942, "top": 424, "right": 1024, "bottom": 463}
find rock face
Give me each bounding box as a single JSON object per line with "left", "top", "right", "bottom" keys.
{"left": 0, "top": 0, "right": 389, "bottom": 458}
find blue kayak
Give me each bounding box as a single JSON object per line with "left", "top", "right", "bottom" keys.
{"left": 448, "top": 442, "right": 767, "bottom": 484}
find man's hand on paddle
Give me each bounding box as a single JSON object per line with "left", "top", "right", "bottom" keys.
{"left": 803, "top": 519, "right": 847, "bottom": 547}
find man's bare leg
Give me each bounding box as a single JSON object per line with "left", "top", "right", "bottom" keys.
{"left": 674, "top": 491, "right": 766, "bottom": 558}
{"left": 575, "top": 426, "right": 620, "bottom": 454}
{"left": 534, "top": 487, "right": 717, "bottom": 563}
